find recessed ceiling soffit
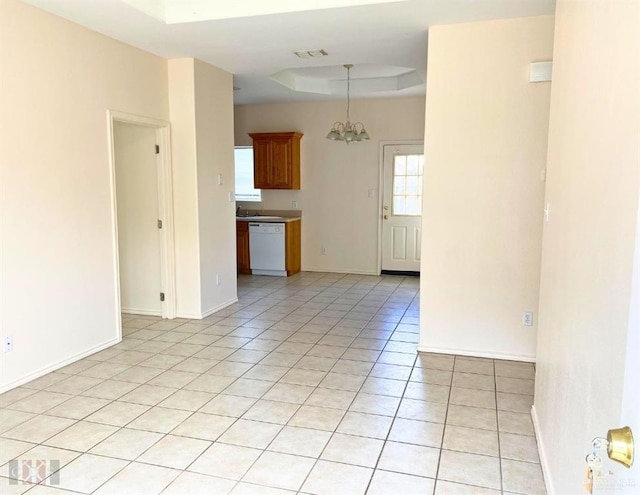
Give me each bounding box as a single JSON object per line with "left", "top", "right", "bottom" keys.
{"left": 121, "top": 0, "right": 409, "bottom": 24}
{"left": 270, "top": 65, "right": 423, "bottom": 96}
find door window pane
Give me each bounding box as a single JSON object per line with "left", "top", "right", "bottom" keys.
{"left": 407, "top": 155, "right": 420, "bottom": 175}
{"left": 391, "top": 153, "right": 424, "bottom": 216}
{"left": 394, "top": 176, "right": 406, "bottom": 195}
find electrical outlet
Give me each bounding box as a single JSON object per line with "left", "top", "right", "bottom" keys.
{"left": 368, "top": 189, "right": 375, "bottom": 198}
{"left": 217, "top": 174, "right": 223, "bottom": 186}
{"left": 216, "top": 274, "right": 221, "bottom": 286}
{"left": 292, "top": 200, "right": 298, "bottom": 209}
{"left": 3, "top": 335, "right": 13, "bottom": 352}
{"left": 522, "top": 312, "right": 534, "bottom": 326}
{"left": 321, "top": 246, "right": 327, "bottom": 255}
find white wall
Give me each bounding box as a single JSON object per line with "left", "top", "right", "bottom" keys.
{"left": 234, "top": 97, "right": 426, "bottom": 274}
{"left": 419, "top": 16, "right": 555, "bottom": 361}
{"left": 0, "top": 0, "right": 169, "bottom": 391}
{"left": 533, "top": 0, "right": 640, "bottom": 492}
{"left": 114, "top": 122, "right": 163, "bottom": 315}
{"left": 193, "top": 59, "right": 237, "bottom": 315}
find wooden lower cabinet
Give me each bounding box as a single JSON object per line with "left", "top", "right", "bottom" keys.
{"left": 285, "top": 220, "right": 301, "bottom": 276}
{"left": 236, "top": 221, "right": 251, "bottom": 274}
{"left": 236, "top": 219, "right": 301, "bottom": 276}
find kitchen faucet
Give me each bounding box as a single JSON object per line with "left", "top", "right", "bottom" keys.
{"left": 236, "top": 205, "right": 241, "bottom": 216}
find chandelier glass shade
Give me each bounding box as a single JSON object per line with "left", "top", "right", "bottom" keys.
{"left": 326, "top": 64, "right": 370, "bottom": 144}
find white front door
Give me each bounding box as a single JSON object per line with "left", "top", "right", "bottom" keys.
{"left": 114, "top": 121, "right": 163, "bottom": 316}
{"left": 381, "top": 144, "right": 424, "bottom": 273}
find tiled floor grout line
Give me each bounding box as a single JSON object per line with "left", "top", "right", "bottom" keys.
{"left": 358, "top": 288, "right": 422, "bottom": 492}
{"left": 431, "top": 353, "right": 456, "bottom": 495}
{"left": 284, "top": 275, "right": 410, "bottom": 493}
{"left": 493, "top": 359, "right": 505, "bottom": 495}
{"left": 1, "top": 276, "right": 406, "bottom": 492}
{"left": 173, "top": 273, "right": 401, "bottom": 493}
{"left": 131, "top": 273, "right": 357, "bottom": 493}
{"left": 0, "top": 273, "right": 544, "bottom": 495}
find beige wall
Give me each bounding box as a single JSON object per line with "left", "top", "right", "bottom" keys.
{"left": 420, "top": 16, "right": 555, "bottom": 361}
{"left": 169, "top": 58, "right": 237, "bottom": 318}
{"left": 533, "top": 0, "right": 640, "bottom": 492}
{"left": 0, "top": 0, "right": 169, "bottom": 390}
{"left": 193, "top": 59, "right": 237, "bottom": 314}
{"left": 168, "top": 58, "right": 202, "bottom": 317}
{"left": 234, "top": 97, "right": 426, "bottom": 274}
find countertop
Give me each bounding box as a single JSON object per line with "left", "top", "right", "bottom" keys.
{"left": 236, "top": 209, "right": 301, "bottom": 223}
{"left": 236, "top": 216, "right": 301, "bottom": 223}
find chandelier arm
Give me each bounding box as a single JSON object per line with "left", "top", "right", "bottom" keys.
{"left": 326, "top": 64, "right": 369, "bottom": 143}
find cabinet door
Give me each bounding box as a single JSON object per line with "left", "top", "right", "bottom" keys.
{"left": 268, "top": 138, "right": 292, "bottom": 188}
{"left": 253, "top": 139, "right": 271, "bottom": 189}
{"left": 236, "top": 223, "right": 251, "bottom": 272}
{"left": 285, "top": 220, "right": 301, "bottom": 275}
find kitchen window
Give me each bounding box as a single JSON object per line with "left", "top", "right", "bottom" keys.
{"left": 234, "top": 147, "right": 261, "bottom": 202}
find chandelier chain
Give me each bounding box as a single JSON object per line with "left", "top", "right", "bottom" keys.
{"left": 346, "top": 65, "right": 351, "bottom": 122}
{"left": 325, "top": 63, "right": 369, "bottom": 143}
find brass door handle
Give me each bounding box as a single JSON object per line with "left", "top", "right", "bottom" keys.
{"left": 607, "top": 426, "right": 634, "bottom": 468}
{"left": 383, "top": 215, "right": 388, "bottom": 220}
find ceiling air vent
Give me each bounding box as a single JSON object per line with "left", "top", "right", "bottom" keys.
{"left": 294, "top": 49, "right": 328, "bottom": 59}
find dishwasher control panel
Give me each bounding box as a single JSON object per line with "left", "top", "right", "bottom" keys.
{"left": 249, "top": 223, "right": 284, "bottom": 234}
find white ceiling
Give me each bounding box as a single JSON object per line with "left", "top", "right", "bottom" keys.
{"left": 22, "top": 0, "right": 555, "bottom": 104}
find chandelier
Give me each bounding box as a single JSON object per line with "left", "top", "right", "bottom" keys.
{"left": 326, "top": 64, "right": 370, "bottom": 144}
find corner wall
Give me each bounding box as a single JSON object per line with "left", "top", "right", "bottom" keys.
{"left": 533, "top": 0, "right": 640, "bottom": 492}
{"left": 0, "top": 0, "right": 169, "bottom": 391}
{"left": 168, "top": 58, "right": 202, "bottom": 317}
{"left": 234, "top": 97, "right": 426, "bottom": 275}
{"left": 419, "top": 16, "right": 555, "bottom": 361}
{"left": 169, "top": 58, "right": 237, "bottom": 318}
{"left": 193, "top": 60, "right": 237, "bottom": 315}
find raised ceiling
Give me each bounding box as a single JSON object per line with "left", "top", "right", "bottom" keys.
{"left": 21, "top": 0, "right": 555, "bottom": 104}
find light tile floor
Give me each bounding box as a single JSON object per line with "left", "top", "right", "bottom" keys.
{"left": 0, "top": 272, "right": 547, "bottom": 495}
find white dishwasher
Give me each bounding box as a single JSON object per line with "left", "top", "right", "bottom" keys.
{"left": 249, "top": 223, "right": 286, "bottom": 276}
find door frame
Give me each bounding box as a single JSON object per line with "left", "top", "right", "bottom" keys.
{"left": 377, "top": 140, "right": 424, "bottom": 275}
{"left": 107, "top": 110, "right": 176, "bottom": 325}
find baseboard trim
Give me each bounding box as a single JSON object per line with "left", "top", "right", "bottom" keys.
{"left": 302, "top": 267, "right": 379, "bottom": 276}
{"left": 201, "top": 297, "right": 239, "bottom": 318}
{"left": 121, "top": 308, "right": 162, "bottom": 317}
{"left": 417, "top": 345, "right": 536, "bottom": 363}
{"left": 531, "top": 405, "right": 554, "bottom": 495}
{"left": 0, "top": 337, "right": 121, "bottom": 394}
{"left": 176, "top": 297, "right": 239, "bottom": 320}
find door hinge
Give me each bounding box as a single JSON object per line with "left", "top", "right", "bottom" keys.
{"left": 155, "top": 144, "right": 160, "bottom": 154}
{"left": 157, "top": 219, "right": 163, "bottom": 229}
{"left": 160, "top": 292, "right": 165, "bottom": 302}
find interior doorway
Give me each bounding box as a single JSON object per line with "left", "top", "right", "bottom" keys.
{"left": 108, "top": 111, "right": 176, "bottom": 321}
{"left": 379, "top": 143, "right": 425, "bottom": 275}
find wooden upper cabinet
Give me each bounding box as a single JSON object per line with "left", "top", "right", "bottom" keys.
{"left": 249, "top": 132, "right": 302, "bottom": 189}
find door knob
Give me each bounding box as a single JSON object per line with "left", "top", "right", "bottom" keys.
{"left": 383, "top": 215, "right": 389, "bottom": 220}
{"left": 607, "top": 426, "right": 634, "bottom": 468}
